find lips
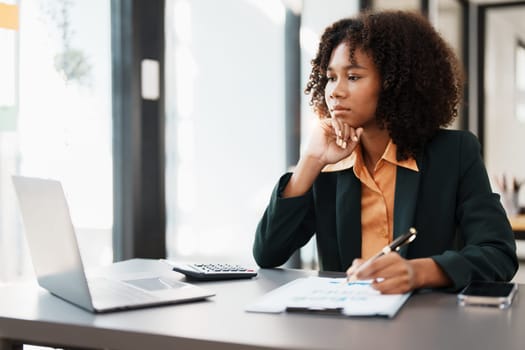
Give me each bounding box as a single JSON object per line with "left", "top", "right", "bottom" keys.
{"left": 330, "top": 105, "right": 351, "bottom": 113}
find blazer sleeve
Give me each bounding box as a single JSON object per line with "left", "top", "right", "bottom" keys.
{"left": 252, "top": 173, "right": 317, "bottom": 268}
{"left": 431, "top": 132, "right": 518, "bottom": 290}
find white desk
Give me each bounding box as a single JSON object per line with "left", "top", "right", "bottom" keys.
{"left": 0, "top": 259, "right": 523, "bottom": 350}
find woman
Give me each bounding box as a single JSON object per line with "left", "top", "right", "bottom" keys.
{"left": 253, "top": 10, "right": 517, "bottom": 294}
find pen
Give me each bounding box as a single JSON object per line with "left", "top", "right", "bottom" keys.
{"left": 347, "top": 227, "right": 417, "bottom": 282}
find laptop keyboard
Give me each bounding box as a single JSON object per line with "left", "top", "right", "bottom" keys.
{"left": 88, "top": 277, "right": 158, "bottom": 303}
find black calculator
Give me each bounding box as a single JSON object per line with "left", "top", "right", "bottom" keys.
{"left": 167, "top": 262, "right": 258, "bottom": 281}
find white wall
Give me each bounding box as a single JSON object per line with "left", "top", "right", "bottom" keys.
{"left": 165, "top": 0, "right": 286, "bottom": 264}
{"left": 485, "top": 8, "right": 525, "bottom": 207}
{"left": 436, "top": 0, "right": 464, "bottom": 130}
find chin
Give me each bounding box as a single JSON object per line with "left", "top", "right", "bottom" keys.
{"left": 336, "top": 118, "right": 360, "bottom": 128}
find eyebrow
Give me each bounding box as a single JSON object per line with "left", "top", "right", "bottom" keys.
{"left": 326, "top": 64, "right": 368, "bottom": 71}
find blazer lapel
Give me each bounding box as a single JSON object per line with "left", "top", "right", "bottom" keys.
{"left": 336, "top": 169, "right": 362, "bottom": 270}
{"left": 393, "top": 156, "right": 422, "bottom": 257}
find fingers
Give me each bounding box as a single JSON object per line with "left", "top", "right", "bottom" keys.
{"left": 350, "top": 254, "right": 390, "bottom": 280}
{"left": 342, "top": 123, "right": 349, "bottom": 148}
{"left": 351, "top": 253, "right": 416, "bottom": 294}
{"left": 330, "top": 119, "right": 362, "bottom": 150}
{"left": 372, "top": 275, "right": 413, "bottom": 294}
{"left": 330, "top": 118, "right": 344, "bottom": 148}
{"left": 354, "top": 127, "right": 363, "bottom": 141}
{"left": 371, "top": 259, "right": 415, "bottom": 294}
{"left": 346, "top": 258, "right": 364, "bottom": 276}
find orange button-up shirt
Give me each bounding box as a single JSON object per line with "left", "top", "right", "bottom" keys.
{"left": 323, "top": 140, "right": 419, "bottom": 259}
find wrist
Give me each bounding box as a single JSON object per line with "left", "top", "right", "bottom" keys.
{"left": 409, "top": 259, "right": 426, "bottom": 289}
{"left": 282, "top": 155, "right": 324, "bottom": 198}
{"left": 409, "top": 258, "right": 452, "bottom": 289}
{"left": 300, "top": 153, "right": 327, "bottom": 172}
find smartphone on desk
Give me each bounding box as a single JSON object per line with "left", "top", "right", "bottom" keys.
{"left": 457, "top": 281, "right": 518, "bottom": 308}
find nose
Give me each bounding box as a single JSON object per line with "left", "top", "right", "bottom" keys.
{"left": 328, "top": 79, "right": 346, "bottom": 99}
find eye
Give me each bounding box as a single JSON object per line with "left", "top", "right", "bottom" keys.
{"left": 348, "top": 75, "right": 360, "bottom": 81}
{"left": 326, "top": 76, "right": 336, "bottom": 82}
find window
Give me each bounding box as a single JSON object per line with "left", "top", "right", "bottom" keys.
{"left": 435, "top": 0, "right": 465, "bottom": 130}
{"left": 165, "top": 0, "right": 286, "bottom": 264}
{"left": 0, "top": 0, "right": 23, "bottom": 283}
{"left": 484, "top": 8, "right": 525, "bottom": 217}
{"left": 373, "top": 0, "right": 420, "bottom": 11}
{"left": 0, "top": 0, "right": 112, "bottom": 284}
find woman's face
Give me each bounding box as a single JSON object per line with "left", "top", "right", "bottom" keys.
{"left": 324, "top": 42, "right": 381, "bottom": 130}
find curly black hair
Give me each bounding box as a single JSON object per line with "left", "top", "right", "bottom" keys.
{"left": 305, "top": 10, "right": 464, "bottom": 160}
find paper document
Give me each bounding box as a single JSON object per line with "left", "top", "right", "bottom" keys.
{"left": 246, "top": 276, "right": 410, "bottom": 318}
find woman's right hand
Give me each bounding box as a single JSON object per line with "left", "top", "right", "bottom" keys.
{"left": 304, "top": 117, "right": 363, "bottom": 167}
{"left": 282, "top": 118, "right": 362, "bottom": 198}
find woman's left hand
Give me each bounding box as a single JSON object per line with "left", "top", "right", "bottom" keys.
{"left": 346, "top": 253, "right": 418, "bottom": 294}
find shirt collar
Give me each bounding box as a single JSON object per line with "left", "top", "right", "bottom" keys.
{"left": 321, "top": 139, "right": 419, "bottom": 173}
{"left": 382, "top": 140, "right": 419, "bottom": 172}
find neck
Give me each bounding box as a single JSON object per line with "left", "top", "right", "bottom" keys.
{"left": 360, "top": 128, "right": 390, "bottom": 172}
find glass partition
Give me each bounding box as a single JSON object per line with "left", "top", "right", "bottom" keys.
{"left": 0, "top": 0, "right": 112, "bottom": 284}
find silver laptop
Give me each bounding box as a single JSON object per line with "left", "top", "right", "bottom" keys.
{"left": 12, "top": 175, "right": 214, "bottom": 313}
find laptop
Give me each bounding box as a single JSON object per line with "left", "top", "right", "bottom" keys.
{"left": 12, "top": 175, "right": 215, "bottom": 313}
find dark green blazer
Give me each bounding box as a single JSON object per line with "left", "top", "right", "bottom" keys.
{"left": 253, "top": 130, "right": 518, "bottom": 291}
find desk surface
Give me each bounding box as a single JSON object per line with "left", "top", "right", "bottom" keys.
{"left": 0, "top": 259, "right": 523, "bottom": 350}
{"left": 510, "top": 214, "right": 525, "bottom": 235}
